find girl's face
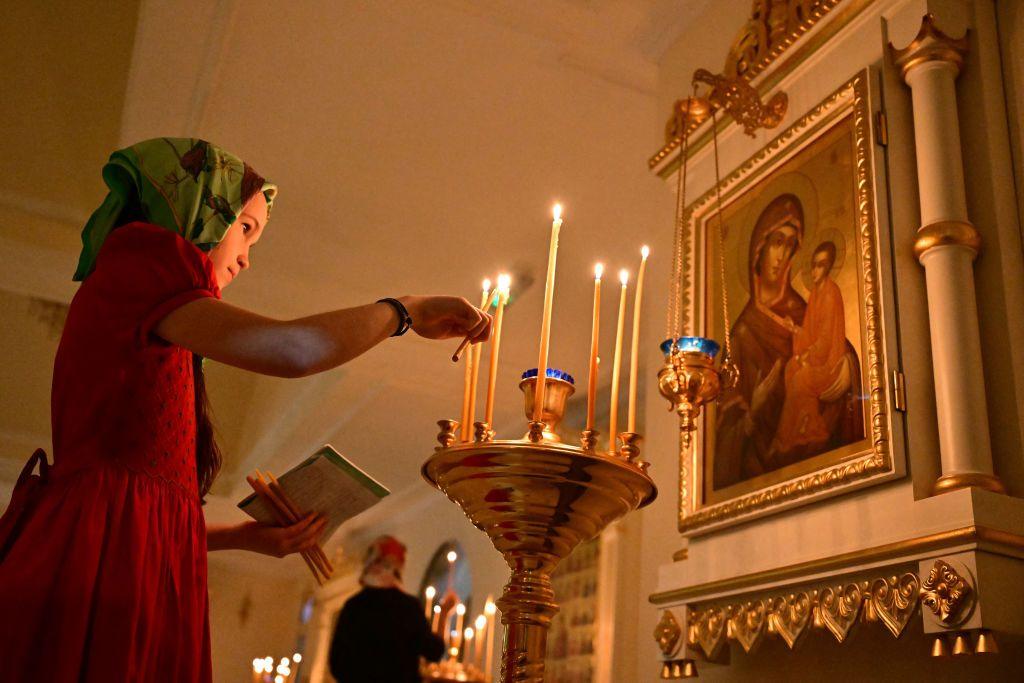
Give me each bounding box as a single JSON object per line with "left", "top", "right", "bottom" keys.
{"left": 208, "top": 191, "right": 268, "bottom": 289}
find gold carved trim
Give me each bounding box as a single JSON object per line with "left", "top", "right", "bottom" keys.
{"left": 675, "top": 69, "right": 891, "bottom": 533}
{"left": 686, "top": 571, "right": 921, "bottom": 656}
{"left": 891, "top": 14, "right": 970, "bottom": 82}
{"left": 650, "top": 525, "right": 1024, "bottom": 605}
{"left": 920, "top": 559, "right": 975, "bottom": 626}
{"left": 650, "top": 0, "right": 876, "bottom": 171}
{"left": 933, "top": 471, "right": 1006, "bottom": 496}
{"left": 913, "top": 220, "right": 982, "bottom": 262}
{"left": 654, "top": 609, "right": 684, "bottom": 656}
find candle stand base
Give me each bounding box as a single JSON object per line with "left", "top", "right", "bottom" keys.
{"left": 423, "top": 433, "right": 656, "bottom": 683}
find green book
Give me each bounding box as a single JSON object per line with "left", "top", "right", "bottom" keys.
{"left": 238, "top": 444, "right": 389, "bottom": 541}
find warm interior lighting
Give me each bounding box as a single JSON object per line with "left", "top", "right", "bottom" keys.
{"left": 619, "top": 269, "right": 629, "bottom": 285}
{"left": 447, "top": 550, "right": 458, "bottom": 563}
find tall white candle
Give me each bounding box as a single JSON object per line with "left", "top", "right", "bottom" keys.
{"left": 483, "top": 276, "right": 511, "bottom": 426}
{"left": 627, "top": 247, "right": 649, "bottom": 433}
{"left": 474, "top": 614, "right": 487, "bottom": 668}
{"left": 465, "top": 280, "right": 492, "bottom": 439}
{"left": 424, "top": 585, "right": 436, "bottom": 619}
{"left": 586, "top": 263, "right": 603, "bottom": 431}
{"left": 484, "top": 598, "right": 497, "bottom": 682}
{"left": 608, "top": 269, "right": 629, "bottom": 454}
{"left": 532, "top": 204, "right": 562, "bottom": 423}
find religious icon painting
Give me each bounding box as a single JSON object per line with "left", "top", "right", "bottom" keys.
{"left": 679, "top": 69, "right": 905, "bottom": 533}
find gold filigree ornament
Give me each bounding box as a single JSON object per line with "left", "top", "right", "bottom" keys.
{"left": 654, "top": 610, "right": 684, "bottom": 657}
{"left": 817, "top": 584, "right": 862, "bottom": 643}
{"left": 871, "top": 574, "right": 920, "bottom": 638}
{"left": 920, "top": 560, "right": 975, "bottom": 626}
{"left": 693, "top": 68, "right": 788, "bottom": 137}
{"left": 693, "top": 606, "right": 729, "bottom": 659}
{"left": 768, "top": 593, "right": 812, "bottom": 650}
{"left": 728, "top": 600, "right": 767, "bottom": 653}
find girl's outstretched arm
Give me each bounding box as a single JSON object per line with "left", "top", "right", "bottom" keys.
{"left": 156, "top": 295, "right": 490, "bottom": 378}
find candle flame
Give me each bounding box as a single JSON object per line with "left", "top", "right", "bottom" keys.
{"left": 497, "top": 273, "right": 512, "bottom": 293}
{"left": 482, "top": 278, "right": 491, "bottom": 293}
{"left": 594, "top": 263, "right": 604, "bottom": 280}
{"left": 485, "top": 601, "right": 497, "bottom": 615}
{"left": 456, "top": 603, "right": 467, "bottom": 615}
{"left": 476, "top": 614, "right": 487, "bottom": 629}
{"left": 552, "top": 203, "right": 562, "bottom": 221}
{"left": 641, "top": 245, "right": 650, "bottom": 259}
{"left": 434, "top": 604, "right": 441, "bottom": 614}
{"left": 293, "top": 653, "right": 302, "bottom": 663}
{"left": 465, "top": 627, "right": 475, "bottom": 639}
{"left": 426, "top": 586, "right": 436, "bottom": 599}
{"left": 447, "top": 550, "right": 457, "bottom": 563}
{"left": 619, "top": 269, "right": 629, "bottom": 285}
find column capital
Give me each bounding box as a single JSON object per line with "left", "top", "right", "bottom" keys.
{"left": 891, "top": 13, "right": 969, "bottom": 83}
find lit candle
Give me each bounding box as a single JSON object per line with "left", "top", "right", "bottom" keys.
{"left": 466, "top": 280, "right": 493, "bottom": 439}
{"left": 454, "top": 603, "right": 466, "bottom": 650}
{"left": 463, "top": 627, "right": 474, "bottom": 663}
{"left": 608, "top": 269, "right": 629, "bottom": 454}
{"left": 432, "top": 604, "right": 442, "bottom": 633}
{"left": 252, "top": 658, "right": 262, "bottom": 683}
{"left": 462, "top": 280, "right": 492, "bottom": 440}
{"left": 532, "top": 204, "right": 563, "bottom": 423}
{"left": 446, "top": 550, "right": 458, "bottom": 590}
{"left": 474, "top": 614, "right": 487, "bottom": 668}
{"left": 424, "top": 585, "right": 436, "bottom": 619}
{"left": 627, "top": 246, "right": 650, "bottom": 432}
{"left": 484, "top": 597, "right": 497, "bottom": 681}
{"left": 483, "top": 275, "right": 511, "bottom": 426}
{"left": 586, "top": 263, "right": 603, "bottom": 430}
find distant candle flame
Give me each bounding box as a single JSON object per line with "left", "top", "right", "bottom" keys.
{"left": 476, "top": 614, "right": 487, "bottom": 629}
{"left": 497, "top": 273, "right": 512, "bottom": 293}
{"left": 641, "top": 245, "right": 650, "bottom": 259}
{"left": 594, "top": 263, "right": 604, "bottom": 280}
{"left": 293, "top": 654, "right": 302, "bottom": 663}
{"left": 447, "top": 551, "right": 457, "bottom": 563}
{"left": 456, "top": 603, "right": 467, "bottom": 615}
{"left": 425, "top": 586, "right": 436, "bottom": 599}
{"left": 619, "top": 269, "right": 629, "bottom": 285}
{"left": 553, "top": 204, "right": 562, "bottom": 221}
{"left": 482, "top": 278, "right": 491, "bottom": 293}
{"left": 485, "top": 601, "right": 497, "bottom": 615}
{"left": 465, "top": 627, "right": 474, "bottom": 640}
{"left": 434, "top": 604, "right": 441, "bottom": 614}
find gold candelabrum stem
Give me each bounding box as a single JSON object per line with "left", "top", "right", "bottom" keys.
{"left": 657, "top": 350, "right": 723, "bottom": 450}
{"left": 426, "top": 378, "right": 656, "bottom": 682}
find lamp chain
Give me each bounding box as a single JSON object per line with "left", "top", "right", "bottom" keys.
{"left": 710, "top": 109, "right": 732, "bottom": 360}
{"left": 667, "top": 84, "right": 698, "bottom": 340}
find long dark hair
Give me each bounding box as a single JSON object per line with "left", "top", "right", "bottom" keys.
{"left": 193, "top": 354, "right": 221, "bottom": 499}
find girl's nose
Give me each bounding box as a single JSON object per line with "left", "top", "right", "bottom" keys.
{"left": 237, "top": 253, "right": 250, "bottom": 270}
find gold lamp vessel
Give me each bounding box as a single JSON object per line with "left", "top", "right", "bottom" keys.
{"left": 424, "top": 368, "right": 657, "bottom": 682}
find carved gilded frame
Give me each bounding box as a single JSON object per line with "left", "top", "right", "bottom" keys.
{"left": 678, "top": 68, "right": 903, "bottom": 535}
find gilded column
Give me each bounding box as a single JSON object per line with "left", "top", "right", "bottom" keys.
{"left": 892, "top": 15, "right": 1004, "bottom": 495}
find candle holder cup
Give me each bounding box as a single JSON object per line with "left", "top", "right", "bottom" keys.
{"left": 657, "top": 337, "right": 731, "bottom": 450}
{"left": 425, "top": 368, "right": 656, "bottom": 683}
{"left": 519, "top": 368, "right": 575, "bottom": 443}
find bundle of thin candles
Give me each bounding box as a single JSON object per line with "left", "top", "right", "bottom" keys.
{"left": 246, "top": 470, "right": 333, "bottom": 585}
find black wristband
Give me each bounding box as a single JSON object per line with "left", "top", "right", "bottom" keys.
{"left": 377, "top": 298, "right": 413, "bottom": 337}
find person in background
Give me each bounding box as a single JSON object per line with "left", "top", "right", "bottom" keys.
{"left": 329, "top": 536, "right": 454, "bottom": 682}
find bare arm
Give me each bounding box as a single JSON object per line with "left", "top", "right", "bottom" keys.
{"left": 207, "top": 515, "right": 327, "bottom": 556}
{"left": 155, "top": 295, "right": 490, "bottom": 378}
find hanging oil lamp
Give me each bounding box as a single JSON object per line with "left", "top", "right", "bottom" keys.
{"left": 658, "top": 81, "right": 739, "bottom": 451}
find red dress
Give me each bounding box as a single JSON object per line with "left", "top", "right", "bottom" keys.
{"left": 0, "top": 223, "right": 221, "bottom": 681}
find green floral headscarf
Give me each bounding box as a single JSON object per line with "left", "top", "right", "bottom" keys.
{"left": 74, "top": 137, "right": 278, "bottom": 280}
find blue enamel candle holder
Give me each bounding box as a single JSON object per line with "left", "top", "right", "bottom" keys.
{"left": 657, "top": 336, "right": 723, "bottom": 449}
{"left": 519, "top": 368, "right": 575, "bottom": 443}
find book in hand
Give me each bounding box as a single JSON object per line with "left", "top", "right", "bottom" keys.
{"left": 237, "top": 444, "right": 389, "bottom": 541}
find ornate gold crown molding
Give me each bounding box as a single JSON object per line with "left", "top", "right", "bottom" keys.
{"left": 650, "top": 524, "right": 1024, "bottom": 605}
{"left": 650, "top": 0, "right": 876, "bottom": 173}
{"left": 920, "top": 559, "right": 975, "bottom": 626}
{"left": 679, "top": 572, "right": 921, "bottom": 658}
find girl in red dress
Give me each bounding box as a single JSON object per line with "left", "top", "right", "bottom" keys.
{"left": 0, "top": 138, "right": 490, "bottom": 682}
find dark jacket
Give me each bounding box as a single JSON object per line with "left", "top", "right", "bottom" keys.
{"left": 329, "top": 586, "right": 445, "bottom": 682}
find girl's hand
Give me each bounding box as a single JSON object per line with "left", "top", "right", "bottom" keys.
{"left": 399, "top": 296, "right": 492, "bottom": 342}
{"left": 234, "top": 514, "right": 327, "bottom": 558}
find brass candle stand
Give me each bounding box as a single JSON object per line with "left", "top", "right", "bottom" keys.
{"left": 423, "top": 370, "right": 657, "bottom": 683}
